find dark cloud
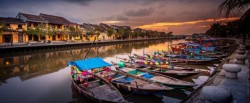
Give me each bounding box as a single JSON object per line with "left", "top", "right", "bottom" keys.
{"left": 104, "top": 15, "right": 128, "bottom": 21}
{"left": 125, "top": 8, "right": 154, "bottom": 17}
{"left": 63, "top": 0, "right": 94, "bottom": 6}
{"left": 116, "top": 15, "right": 129, "bottom": 20}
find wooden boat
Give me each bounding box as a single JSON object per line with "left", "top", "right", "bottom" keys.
{"left": 113, "top": 60, "right": 199, "bottom": 78}
{"left": 132, "top": 53, "right": 214, "bottom": 65}
{"left": 112, "top": 66, "right": 197, "bottom": 89}
{"left": 95, "top": 67, "right": 173, "bottom": 95}
{"left": 69, "top": 58, "right": 125, "bottom": 103}
{"left": 113, "top": 57, "right": 195, "bottom": 71}
{"left": 71, "top": 77, "right": 125, "bottom": 103}
{"left": 145, "top": 68, "right": 200, "bottom": 78}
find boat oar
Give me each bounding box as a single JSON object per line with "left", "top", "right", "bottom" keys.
{"left": 83, "top": 37, "right": 97, "bottom": 60}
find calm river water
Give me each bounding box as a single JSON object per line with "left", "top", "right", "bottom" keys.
{"left": 0, "top": 39, "right": 214, "bottom": 103}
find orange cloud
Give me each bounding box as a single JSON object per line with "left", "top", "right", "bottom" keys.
{"left": 199, "top": 25, "right": 210, "bottom": 28}
{"left": 137, "top": 17, "right": 239, "bottom": 29}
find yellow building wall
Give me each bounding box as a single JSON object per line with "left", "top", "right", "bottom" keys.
{"left": 62, "top": 35, "right": 68, "bottom": 41}
{"left": 89, "top": 35, "right": 97, "bottom": 41}
{"left": 46, "top": 35, "right": 53, "bottom": 41}
{"left": 22, "top": 24, "right": 27, "bottom": 31}
{"left": 10, "top": 24, "right": 18, "bottom": 30}
{"left": 12, "top": 32, "right": 18, "bottom": 43}
{"left": 56, "top": 34, "right": 62, "bottom": 41}
{"left": 0, "top": 35, "right": 2, "bottom": 43}
{"left": 30, "top": 23, "right": 34, "bottom": 28}
{"left": 23, "top": 33, "right": 28, "bottom": 42}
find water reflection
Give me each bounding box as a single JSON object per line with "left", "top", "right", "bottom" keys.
{"left": 0, "top": 40, "right": 169, "bottom": 83}
{"left": 0, "top": 39, "right": 212, "bottom": 103}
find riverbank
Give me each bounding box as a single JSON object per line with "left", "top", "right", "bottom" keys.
{"left": 183, "top": 39, "right": 250, "bottom": 103}
{"left": 0, "top": 37, "right": 179, "bottom": 53}
{"left": 0, "top": 37, "right": 181, "bottom": 57}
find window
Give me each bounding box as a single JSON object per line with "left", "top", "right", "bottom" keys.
{"left": 34, "top": 23, "right": 38, "bottom": 27}
{"left": 18, "top": 25, "right": 22, "bottom": 29}
{"left": 57, "top": 35, "right": 60, "bottom": 38}
{"left": 28, "top": 35, "right": 32, "bottom": 40}
{"left": 6, "top": 24, "right": 10, "bottom": 27}
{"left": 40, "top": 36, "right": 45, "bottom": 40}
{"left": 28, "top": 23, "right": 31, "bottom": 27}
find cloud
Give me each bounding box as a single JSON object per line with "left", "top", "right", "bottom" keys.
{"left": 63, "top": 0, "right": 93, "bottom": 6}
{"left": 138, "top": 17, "right": 239, "bottom": 28}
{"left": 125, "top": 7, "right": 154, "bottom": 17}
{"left": 103, "top": 15, "right": 128, "bottom": 21}
{"left": 116, "top": 15, "right": 129, "bottom": 20}
{"left": 101, "top": 20, "right": 123, "bottom": 24}
{"left": 137, "top": 17, "right": 239, "bottom": 34}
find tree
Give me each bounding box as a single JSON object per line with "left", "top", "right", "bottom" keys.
{"left": 68, "top": 26, "right": 83, "bottom": 41}
{"left": 219, "top": 0, "right": 250, "bottom": 44}
{"left": 117, "top": 28, "right": 125, "bottom": 39}
{"left": 123, "top": 29, "right": 131, "bottom": 39}
{"left": 27, "top": 23, "right": 48, "bottom": 42}
{"left": 47, "top": 27, "right": 56, "bottom": 37}
{"left": 0, "top": 23, "right": 7, "bottom": 35}
{"left": 107, "top": 28, "right": 114, "bottom": 39}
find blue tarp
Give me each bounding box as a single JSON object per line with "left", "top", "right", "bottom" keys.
{"left": 68, "top": 57, "right": 112, "bottom": 71}
{"left": 141, "top": 73, "right": 154, "bottom": 79}
{"left": 113, "top": 77, "right": 134, "bottom": 84}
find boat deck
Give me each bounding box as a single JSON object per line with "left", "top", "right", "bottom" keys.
{"left": 90, "top": 84, "right": 122, "bottom": 101}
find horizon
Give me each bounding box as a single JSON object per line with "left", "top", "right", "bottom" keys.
{"left": 0, "top": 0, "right": 242, "bottom": 35}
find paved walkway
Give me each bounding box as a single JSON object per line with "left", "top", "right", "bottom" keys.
{"left": 184, "top": 39, "right": 250, "bottom": 103}
{"left": 0, "top": 37, "right": 172, "bottom": 48}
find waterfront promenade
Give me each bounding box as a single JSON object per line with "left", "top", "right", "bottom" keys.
{"left": 183, "top": 39, "right": 250, "bottom": 103}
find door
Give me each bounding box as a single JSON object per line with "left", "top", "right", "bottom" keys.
{"left": 33, "top": 35, "right": 39, "bottom": 41}
{"left": 18, "top": 33, "right": 23, "bottom": 43}
{"left": 3, "top": 34, "right": 12, "bottom": 43}
{"left": 52, "top": 35, "right": 56, "bottom": 40}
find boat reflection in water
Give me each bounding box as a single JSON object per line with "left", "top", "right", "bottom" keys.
{"left": 0, "top": 39, "right": 214, "bottom": 103}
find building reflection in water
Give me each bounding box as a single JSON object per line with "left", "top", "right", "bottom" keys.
{"left": 0, "top": 40, "right": 167, "bottom": 84}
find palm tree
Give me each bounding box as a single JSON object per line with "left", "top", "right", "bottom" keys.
{"left": 219, "top": 0, "right": 250, "bottom": 44}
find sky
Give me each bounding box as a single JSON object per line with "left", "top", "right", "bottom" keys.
{"left": 0, "top": 0, "right": 241, "bottom": 35}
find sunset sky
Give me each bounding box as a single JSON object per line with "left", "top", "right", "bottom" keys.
{"left": 0, "top": 0, "right": 241, "bottom": 35}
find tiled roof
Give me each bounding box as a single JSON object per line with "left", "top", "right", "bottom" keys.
{"left": 19, "top": 13, "right": 45, "bottom": 22}
{"left": 39, "top": 13, "right": 73, "bottom": 25}
{"left": 0, "top": 17, "right": 25, "bottom": 24}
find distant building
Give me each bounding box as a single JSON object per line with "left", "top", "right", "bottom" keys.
{"left": 0, "top": 17, "right": 27, "bottom": 44}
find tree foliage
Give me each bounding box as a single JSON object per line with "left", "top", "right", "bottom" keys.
{"left": 68, "top": 26, "right": 83, "bottom": 37}
{"left": 219, "top": 0, "right": 250, "bottom": 43}
{"left": 107, "top": 28, "right": 114, "bottom": 37}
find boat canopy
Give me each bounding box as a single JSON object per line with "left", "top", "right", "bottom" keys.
{"left": 68, "top": 57, "right": 112, "bottom": 71}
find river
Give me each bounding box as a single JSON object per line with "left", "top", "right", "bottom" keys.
{"left": 0, "top": 39, "right": 214, "bottom": 103}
